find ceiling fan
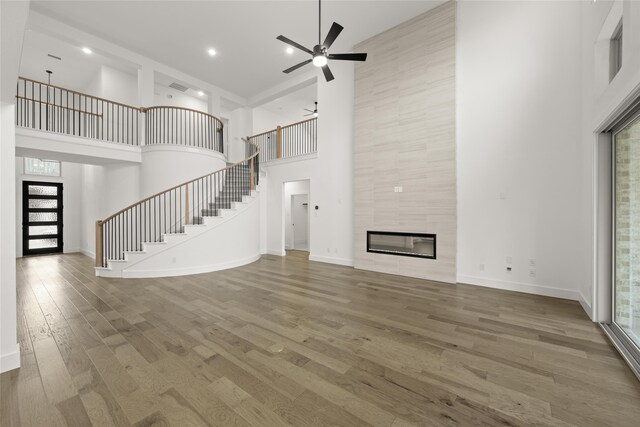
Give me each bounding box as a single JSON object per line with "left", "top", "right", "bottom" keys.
{"left": 304, "top": 102, "right": 318, "bottom": 117}
{"left": 277, "top": 0, "right": 367, "bottom": 82}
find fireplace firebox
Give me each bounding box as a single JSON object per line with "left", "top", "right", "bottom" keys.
{"left": 367, "top": 231, "right": 436, "bottom": 259}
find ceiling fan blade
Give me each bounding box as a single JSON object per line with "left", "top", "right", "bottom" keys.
{"left": 304, "top": 113, "right": 314, "bottom": 116}
{"left": 322, "top": 22, "right": 343, "bottom": 49}
{"left": 328, "top": 53, "right": 368, "bottom": 62}
{"left": 304, "top": 109, "right": 314, "bottom": 113}
{"left": 277, "top": 35, "right": 313, "bottom": 55}
{"left": 321, "top": 65, "right": 334, "bottom": 82}
{"left": 283, "top": 59, "right": 313, "bottom": 74}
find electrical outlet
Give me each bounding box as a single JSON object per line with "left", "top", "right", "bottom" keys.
{"left": 506, "top": 266, "right": 512, "bottom": 273}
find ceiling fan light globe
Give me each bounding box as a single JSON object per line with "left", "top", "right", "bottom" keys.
{"left": 313, "top": 55, "right": 328, "bottom": 67}
{"left": 313, "top": 111, "right": 318, "bottom": 117}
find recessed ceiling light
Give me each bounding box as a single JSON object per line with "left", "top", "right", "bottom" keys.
{"left": 197, "top": 91, "right": 204, "bottom": 97}
{"left": 286, "top": 47, "right": 294, "bottom": 54}
{"left": 207, "top": 48, "right": 216, "bottom": 56}
{"left": 82, "top": 47, "right": 92, "bottom": 54}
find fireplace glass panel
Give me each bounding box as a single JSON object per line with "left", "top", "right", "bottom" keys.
{"left": 367, "top": 232, "right": 436, "bottom": 259}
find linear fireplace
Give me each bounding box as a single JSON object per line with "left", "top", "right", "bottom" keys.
{"left": 367, "top": 231, "right": 436, "bottom": 259}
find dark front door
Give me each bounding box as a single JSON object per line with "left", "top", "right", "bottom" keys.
{"left": 22, "top": 181, "right": 63, "bottom": 256}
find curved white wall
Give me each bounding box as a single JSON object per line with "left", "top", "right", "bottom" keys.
{"left": 140, "top": 145, "right": 226, "bottom": 197}
{"left": 119, "top": 194, "right": 261, "bottom": 278}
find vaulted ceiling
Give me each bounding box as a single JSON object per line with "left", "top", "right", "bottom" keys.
{"left": 30, "top": 1, "right": 445, "bottom": 98}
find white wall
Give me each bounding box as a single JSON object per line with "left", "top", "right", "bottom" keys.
{"left": 252, "top": 106, "right": 303, "bottom": 135}
{"left": 284, "top": 180, "right": 310, "bottom": 249}
{"left": 154, "top": 85, "right": 207, "bottom": 111}
{"left": 228, "top": 107, "right": 253, "bottom": 163}
{"left": 1, "top": 0, "right": 30, "bottom": 374}
{"left": 80, "top": 164, "right": 105, "bottom": 257}
{"left": 140, "top": 146, "right": 226, "bottom": 197}
{"left": 264, "top": 61, "right": 354, "bottom": 265}
{"left": 15, "top": 157, "right": 82, "bottom": 255}
{"left": 79, "top": 162, "right": 141, "bottom": 257}
{"left": 456, "top": 1, "right": 586, "bottom": 301}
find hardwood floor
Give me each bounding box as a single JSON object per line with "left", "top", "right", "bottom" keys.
{"left": 2, "top": 253, "right": 639, "bottom": 426}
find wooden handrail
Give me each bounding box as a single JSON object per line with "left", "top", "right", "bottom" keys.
{"left": 247, "top": 117, "right": 317, "bottom": 140}
{"left": 18, "top": 76, "right": 141, "bottom": 111}
{"left": 15, "top": 96, "right": 104, "bottom": 118}
{"left": 98, "top": 138, "right": 258, "bottom": 224}
{"left": 280, "top": 117, "right": 317, "bottom": 130}
{"left": 142, "top": 105, "right": 224, "bottom": 129}
{"left": 248, "top": 128, "right": 277, "bottom": 139}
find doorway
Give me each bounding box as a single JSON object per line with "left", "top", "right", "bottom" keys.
{"left": 292, "top": 194, "right": 309, "bottom": 250}
{"left": 22, "top": 181, "right": 63, "bottom": 256}
{"left": 284, "top": 180, "right": 310, "bottom": 253}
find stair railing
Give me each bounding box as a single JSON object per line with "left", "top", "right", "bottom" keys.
{"left": 95, "top": 139, "right": 258, "bottom": 268}
{"left": 16, "top": 76, "right": 142, "bottom": 145}
{"left": 248, "top": 117, "right": 316, "bottom": 162}
{"left": 143, "top": 106, "right": 224, "bottom": 153}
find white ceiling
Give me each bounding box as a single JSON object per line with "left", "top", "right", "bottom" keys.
{"left": 29, "top": 1, "right": 445, "bottom": 98}
{"left": 19, "top": 28, "right": 137, "bottom": 91}
{"left": 261, "top": 83, "right": 318, "bottom": 122}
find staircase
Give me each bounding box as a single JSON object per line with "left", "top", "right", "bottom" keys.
{"left": 95, "top": 140, "right": 260, "bottom": 278}
{"left": 196, "top": 165, "right": 250, "bottom": 221}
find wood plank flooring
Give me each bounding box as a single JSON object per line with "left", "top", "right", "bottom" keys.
{"left": 1, "top": 251, "right": 639, "bottom": 426}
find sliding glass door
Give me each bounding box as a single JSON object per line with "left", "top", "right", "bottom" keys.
{"left": 613, "top": 112, "right": 640, "bottom": 355}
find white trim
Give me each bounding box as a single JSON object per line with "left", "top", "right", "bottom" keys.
{"left": 141, "top": 144, "right": 226, "bottom": 161}
{"left": 266, "top": 249, "right": 286, "bottom": 256}
{"left": 0, "top": 344, "right": 20, "bottom": 373}
{"left": 309, "top": 254, "right": 354, "bottom": 267}
{"left": 80, "top": 248, "right": 95, "bottom": 258}
{"left": 457, "top": 275, "right": 580, "bottom": 301}
{"left": 120, "top": 253, "right": 260, "bottom": 278}
{"left": 579, "top": 292, "right": 593, "bottom": 320}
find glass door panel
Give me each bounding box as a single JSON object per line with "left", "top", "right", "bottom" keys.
{"left": 22, "top": 181, "right": 63, "bottom": 255}
{"left": 614, "top": 114, "right": 640, "bottom": 348}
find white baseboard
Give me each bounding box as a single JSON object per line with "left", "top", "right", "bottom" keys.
{"left": 80, "top": 248, "right": 95, "bottom": 258}
{"left": 579, "top": 292, "right": 593, "bottom": 320}
{"left": 309, "top": 254, "right": 354, "bottom": 267}
{"left": 266, "top": 249, "right": 286, "bottom": 256}
{"left": 0, "top": 344, "right": 20, "bottom": 373}
{"left": 457, "top": 275, "right": 580, "bottom": 301}
{"left": 118, "top": 254, "right": 261, "bottom": 278}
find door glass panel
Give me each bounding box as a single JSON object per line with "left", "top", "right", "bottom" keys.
{"left": 614, "top": 114, "right": 640, "bottom": 348}
{"left": 28, "top": 199, "right": 58, "bottom": 209}
{"left": 28, "top": 212, "right": 57, "bottom": 222}
{"left": 28, "top": 225, "right": 58, "bottom": 236}
{"left": 28, "top": 185, "right": 58, "bottom": 196}
{"left": 29, "top": 238, "right": 58, "bottom": 249}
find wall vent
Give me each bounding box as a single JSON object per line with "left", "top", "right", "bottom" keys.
{"left": 47, "top": 54, "right": 62, "bottom": 61}
{"left": 169, "top": 82, "right": 189, "bottom": 92}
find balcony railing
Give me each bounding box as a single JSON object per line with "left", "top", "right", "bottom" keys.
{"left": 248, "top": 117, "right": 317, "bottom": 162}
{"left": 143, "top": 106, "right": 224, "bottom": 153}
{"left": 16, "top": 77, "right": 141, "bottom": 146}
{"left": 15, "top": 77, "right": 224, "bottom": 154}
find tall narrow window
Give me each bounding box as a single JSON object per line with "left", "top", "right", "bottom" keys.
{"left": 24, "top": 158, "right": 61, "bottom": 177}
{"left": 610, "top": 22, "right": 623, "bottom": 81}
